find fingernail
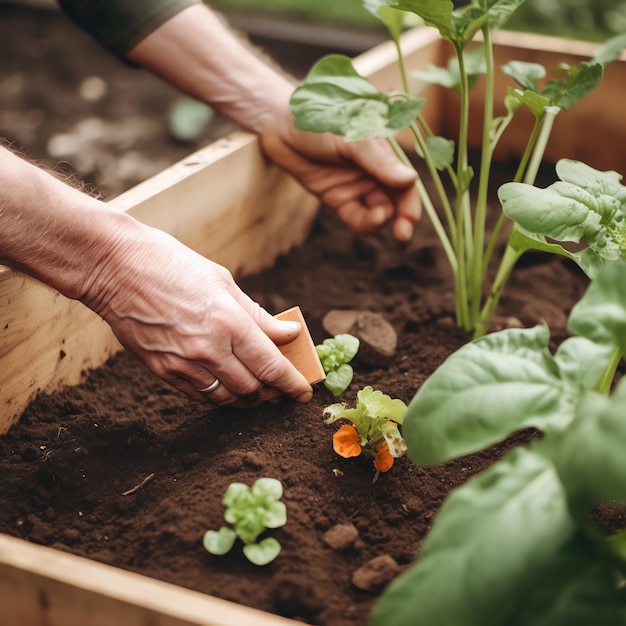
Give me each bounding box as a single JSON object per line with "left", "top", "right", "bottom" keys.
{"left": 395, "top": 219, "right": 413, "bottom": 241}
{"left": 392, "top": 163, "right": 417, "bottom": 180}
{"left": 279, "top": 320, "right": 301, "bottom": 332}
{"left": 371, "top": 205, "right": 389, "bottom": 225}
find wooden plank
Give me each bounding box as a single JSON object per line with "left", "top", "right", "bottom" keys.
{"left": 0, "top": 131, "right": 318, "bottom": 434}
{"left": 114, "top": 133, "right": 318, "bottom": 278}
{"left": 0, "top": 533, "right": 300, "bottom": 626}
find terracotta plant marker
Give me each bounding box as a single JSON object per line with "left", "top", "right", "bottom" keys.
{"left": 275, "top": 306, "right": 325, "bottom": 384}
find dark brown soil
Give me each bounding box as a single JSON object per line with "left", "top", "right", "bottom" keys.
{"left": 0, "top": 5, "right": 607, "bottom": 626}
{"left": 0, "top": 191, "right": 591, "bottom": 626}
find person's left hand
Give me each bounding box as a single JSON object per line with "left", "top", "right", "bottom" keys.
{"left": 259, "top": 115, "right": 421, "bottom": 242}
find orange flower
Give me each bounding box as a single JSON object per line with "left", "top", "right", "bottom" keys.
{"left": 333, "top": 424, "right": 362, "bottom": 458}
{"left": 373, "top": 443, "right": 394, "bottom": 473}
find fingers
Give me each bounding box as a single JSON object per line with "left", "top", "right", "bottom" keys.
{"left": 340, "top": 137, "right": 417, "bottom": 188}
{"left": 142, "top": 293, "right": 312, "bottom": 408}
{"left": 393, "top": 182, "right": 422, "bottom": 241}
{"left": 327, "top": 177, "right": 421, "bottom": 240}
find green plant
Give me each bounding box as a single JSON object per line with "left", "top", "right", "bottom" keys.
{"left": 315, "top": 333, "right": 360, "bottom": 395}
{"left": 324, "top": 385, "right": 408, "bottom": 474}
{"left": 290, "top": 0, "right": 626, "bottom": 338}
{"left": 202, "top": 477, "right": 287, "bottom": 566}
{"left": 508, "top": 0, "right": 626, "bottom": 41}
{"left": 371, "top": 259, "right": 626, "bottom": 625}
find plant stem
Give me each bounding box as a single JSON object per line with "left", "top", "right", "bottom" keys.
{"left": 393, "top": 37, "right": 410, "bottom": 94}
{"left": 409, "top": 122, "right": 457, "bottom": 242}
{"left": 470, "top": 25, "right": 496, "bottom": 325}
{"left": 594, "top": 347, "right": 622, "bottom": 395}
{"left": 416, "top": 114, "right": 458, "bottom": 186}
{"left": 523, "top": 107, "right": 559, "bottom": 185}
{"left": 474, "top": 239, "right": 523, "bottom": 338}
{"left": 482, "top": 118, "right": 538, "bottom": 273}
{"left": 388, "top": 137, "right": 458, "bottom": 275}
{"left": 455, "top": 44, "right": 473, "bottom": 331}
{"left": 479, "top": 110, "right": 558, "bottom": 333}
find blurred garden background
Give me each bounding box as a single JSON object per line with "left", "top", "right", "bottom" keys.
{"left": 1, "top": 0, "right": 624, "bottom": 199}
{"left": 211, "top": 0, "right": 626, "bottom": 41}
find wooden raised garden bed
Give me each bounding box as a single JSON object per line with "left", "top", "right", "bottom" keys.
{"left": 1, "top": 26, "right": 625, "bottom": 626}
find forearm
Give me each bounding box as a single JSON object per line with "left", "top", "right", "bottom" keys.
{"left": 125, "top": 4, "right": 295, "bottom": 134}
{"left": 0, "top": 146, "right": 143, "bottom": 302}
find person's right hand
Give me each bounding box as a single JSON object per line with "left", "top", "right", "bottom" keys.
{"left": 80, "top": 221, "right": 313, "bottom": 407}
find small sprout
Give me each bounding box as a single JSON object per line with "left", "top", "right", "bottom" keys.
{"left": 324, "top": 386, "right": 408, "bottom": 474}
{"left": 203, "top": 477, "right": 286, "bottom": 566}
{"left": 316, "top": 334, "right": 360, "bottom": 396}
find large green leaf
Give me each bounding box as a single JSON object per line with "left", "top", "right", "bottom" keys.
{"left": 389, "top": 0, "right": 454, "bottom": 38}
{"left": 476, "top": 0, "right": 527, "bottom": 30}
{"left": 593, "top": 32, "right": 626, "bottom": 67}
{"left": 362, "top": 0, "right": 406, "bottom": 41}
{"left": 502, "top": 60, "right": 546, "bottom": 92}
{"left": 390, "top": 0, "right": 489, "bottom": 48}
{"left": 370, "top": 448, "right": 575, "bottom": 626}
{"left": 290, "top": 55, "right": 424, "bottom": 141}
{"left": 508, "top": 533, "right": 626, "bottom": 626}
{"left": 568, "top": 259, "right": 626, "bottom": 354}
{"left": 538, "top": 379, "right": 626, "bottom": 506}
{"left": 499, "top": 160, "right": 626, "bottom": 273}
{"left": 541, "top": 61, "right": 603, "bottom": 111}
{"left": 404, "top": 325, "right": 611, "bottom": 465}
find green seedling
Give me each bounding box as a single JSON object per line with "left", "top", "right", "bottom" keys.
{"left": 316, "top": 334, "right": 360, "bottom": 395}
{"left": 203, "top": 477, "right": 286, "bottom": 566}
{"left": 290, "top": 0, "right": 626, "bottom": 338}
{"left": 371, "top": 259, "right": 626, "bottom": 626}
{"left": 324, "top": 385, "right": 407, "bottom": 473}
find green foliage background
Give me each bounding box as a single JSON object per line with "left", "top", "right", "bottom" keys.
{"left": 211, "top": 0, "right": 626, "bottom": 41}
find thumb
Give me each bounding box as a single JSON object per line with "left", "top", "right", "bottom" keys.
{"left": 246, "top": 301, "right": 303, "bottom": 346}
{"left": 266, "top": 317, "right": 303, "bottom": 346}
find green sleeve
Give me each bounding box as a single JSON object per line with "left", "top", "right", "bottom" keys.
{"left": 57, "top": 0, "right": 203, "bottom": 59}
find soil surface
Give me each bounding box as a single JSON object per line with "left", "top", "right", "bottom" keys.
{"left": 0, "top": 186, "right": 592, "bottom": 626}
{"left": 0, "top": 5, "right": 619, "bottom": 626}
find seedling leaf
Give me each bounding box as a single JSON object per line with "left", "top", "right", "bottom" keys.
{"left": 262, "top": 501, "right": 288, "bottom": 529}
{"left": 316, "top": 334, "right": 360, "bottom": 396}
{"left": 251, "top": 477, "right": 283, "bottom": 501}
{"left": 243, "top": 537, "right": 282, "bottom": 566}
{"left": 324, "top": 364, "right": 354, "bottom": 396}
{"left": 203, "top": 478, "right": 287, "bottom": 565}
{"left": 202, "top": 527, "right": 237, "bottom": 556}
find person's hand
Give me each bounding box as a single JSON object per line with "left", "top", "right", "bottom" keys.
{"left": 124, "top": 4, "right": 420, "bottom": 241}
{"left": 259, "top": 115, "right": 422, "bottom": 242}
{"left": 80, "top": 222, "right": 313, "bottom": 407}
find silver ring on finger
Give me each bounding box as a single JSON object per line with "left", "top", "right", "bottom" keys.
{"left": 197, "top": 379, "right": 221, "bottom": 394}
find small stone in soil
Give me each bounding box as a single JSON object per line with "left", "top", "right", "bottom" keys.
{"left": 321, "top": 309, "right": 398, "bottom": 367}
{"left": 351, "top": 555, "right": 401, "bottom": 592}
{"left": 401, "top": 495, "right": 424, "bottom": 514}
{"left": 322, "top": 522, "right": 359, "bottom": 551}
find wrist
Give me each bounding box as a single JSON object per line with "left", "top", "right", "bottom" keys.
{"left": 0, "top": 147, "right": 148, "bottom": 304}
